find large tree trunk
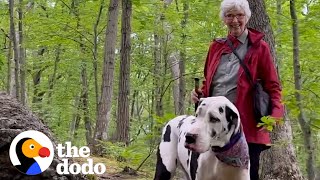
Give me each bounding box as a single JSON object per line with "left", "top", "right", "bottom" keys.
{"left": 247, "top": 0, "right": 305, "bottom": 179}
{"left": 115, "top": 0, "right": 132, "bottom": 145}
{"left": 0, "top": 92, "right": 87, "bottom": 180}
{"left": 93, "top": 0, "right": 120, "bottom": 154}
{"left": 290, "top": 0, "right": 315, "bottom": 179}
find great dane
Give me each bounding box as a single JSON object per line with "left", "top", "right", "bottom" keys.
{"left": 154, "top": 96, "right": 250, "bottom": 180}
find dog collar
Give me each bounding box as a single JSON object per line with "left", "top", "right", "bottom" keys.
{"left": 211, "top": 129, "right": 241, "bottom": 153}
{"left": 211, "top": 129, "right": 249, "bottom": 169}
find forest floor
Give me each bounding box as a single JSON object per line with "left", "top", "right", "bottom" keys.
{"left": 74, "top": 156, "right": 153, "bottom": 180}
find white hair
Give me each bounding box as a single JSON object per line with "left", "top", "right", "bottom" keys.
{"left": 220, "top": 0, "right": 251, "bottom": 21}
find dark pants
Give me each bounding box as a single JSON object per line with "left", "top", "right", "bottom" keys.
{"left": 248, "top": 143, "right": 268, "bottom": 180}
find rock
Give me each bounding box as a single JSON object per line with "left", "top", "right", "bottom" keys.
{"left": 0, "top": 92, "right": 88, "bottom": 180}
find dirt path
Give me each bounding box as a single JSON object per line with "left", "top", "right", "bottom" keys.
{"left": 98, "top": 173, "right": 141, "bottom": 180}
{"left": 96, "top": 166, "right": 151, "bottom": 180}
{"left": 74, "top": 156, "right": 152, "bottom": 179}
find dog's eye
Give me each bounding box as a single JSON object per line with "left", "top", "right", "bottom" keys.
{"left": 219, "top": 107, "right": 224, "bottom": 114}
{"left": 209, "top": 115, "right": 220, "bottom": 123}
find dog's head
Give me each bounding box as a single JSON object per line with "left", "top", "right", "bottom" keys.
{"left": 184, "top": 96, "right": 240, "bottom": 153}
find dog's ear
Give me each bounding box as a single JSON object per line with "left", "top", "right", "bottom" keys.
{"left": 225, "top": 105, "right": 239, "bottom": 131}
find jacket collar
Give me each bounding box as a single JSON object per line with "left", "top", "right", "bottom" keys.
{"left": 215, "top": 28, "right": 264, "bottom": 46}
{"left": 246, "top": 28, "right": 264, "bottom": 45}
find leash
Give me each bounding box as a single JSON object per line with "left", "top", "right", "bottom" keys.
{"left": 194, "top": 78, "right": 201, "bottom": 111}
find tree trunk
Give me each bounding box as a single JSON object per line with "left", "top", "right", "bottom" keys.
{"left": 6, "top": 37, "right": 12, "bottom": 94}
{"left": 247, "top": 0, "right": 305, "bottom": 179}
{"left": 72, "top": 0, "right": 93, "bottom": 148}
{"left": 69, "top": 94, "right": 81, "bottom": 142}
{"left": 130, "top": 90, "right": 137, "bottom": 117}
{"left": 178, "top": 1, "right": 189, "bottom": 115}
{"left": 9, "top": 0, "right": 19, "bottom": 100}
{"left": 130, "top": 72, "right": 145, "bottom": 118}
{"left": 154, "top": 32, "right": 164, "bottom": 117}
{"left": 93, "top": 0, "right": 104, "bottom": 117}
{"left": 81, "top": 63, "right": 93, "bottom": 146}
{"left": 18, "top": 0, "right": 26, "bottom": 105}
{"left": 169, "top": 53, "right": 180, "bottom": 115}
{"left": 154, "top": 1, "right": 174, "bottom": 118}
{"left": 115, "top": 0, "right": 132, "bottom": 145}
{"left": 32, "top": 47, "right": 46, "bottom": 106}
{"left": 93, "top": 0, "right": 120, "bottom": 154}
{"left": 47, "top": 45, "right": 61, "bottom": 105}
{"left": 316, "top": 167, "right": 320, "bottom": 180}
{"left": 290, "top": 0, "right": 315, "bottom": 179}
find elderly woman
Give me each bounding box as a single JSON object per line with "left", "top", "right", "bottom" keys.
{"left": 191, "top": 0, "right": 284, "bottom": 179}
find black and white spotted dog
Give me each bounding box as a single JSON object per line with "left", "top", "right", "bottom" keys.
{"left": 154, "top": 96, "right": 250, "bottom": 180}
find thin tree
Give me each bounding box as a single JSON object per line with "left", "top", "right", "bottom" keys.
{"left": 163, "top": 0, "right": 188, "bottom": 115}
{"left": 6, "top": 32, "right": 12, "bottom": 94}
{"left": 81, "top": 62, "right": 92, "bottom": 145}
{"left": 178, "top": 0, "right": 188, "bottom": 115}
{"left": 115, "top": 0, "right": 132, "bottom": 145}
{"left": 69, "top": 94, "right": 81, "bottom": 141}
{"left": 72, "top": 0, "right": 93, "bottom": 147}
{"left": 18, "top": 0, "right": 26, "bottom": 105}
{"left": 169, "top": 53, "right": 180, "bottom": 114}
{"left": 9, "top": 0, "right": 19, "bottom": 99}
{"left": 93, "top": 0, "right": 105, "bottom": 117}
{"left": 93, "top": 0, "right": 120, "bottom": 154}
{"left": 32, "top": 47, "right": 46, "bottom": 112}
{"left": 153, "top": 26, "right": 163, "bottom": 117}
{"left": 155, "top": 0, "right": 177, "bottom": 116}
{"left": 290, "top": 0, "right": 315, "bottom": 179}
{"left": 247, "top": 0, "right": 305, "bottom": 179}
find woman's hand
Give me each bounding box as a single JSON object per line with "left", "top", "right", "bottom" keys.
{"left": 191, "top": 89, "right": 203, "bottom": 103}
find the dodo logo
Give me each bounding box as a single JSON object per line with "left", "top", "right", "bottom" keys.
{"left": 9, "top": 130, "right": 54, "bottom": 175}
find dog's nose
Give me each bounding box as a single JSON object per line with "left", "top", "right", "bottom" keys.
{"left": 185, "top": 133, "right": 197, "bottom": 144}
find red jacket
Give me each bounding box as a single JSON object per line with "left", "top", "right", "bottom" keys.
{"left": 201, "top": 28, "right": 284, "bottom": 145}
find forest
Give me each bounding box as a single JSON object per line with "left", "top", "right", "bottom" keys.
{"left": 0, "top": 0, "right": 319, "bottom": 179}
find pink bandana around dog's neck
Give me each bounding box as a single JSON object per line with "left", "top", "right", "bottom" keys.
{"left": 211, "top": 129, "right": 250, "bottom": 169}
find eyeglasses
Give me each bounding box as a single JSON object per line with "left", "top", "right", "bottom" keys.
{"left": 224, "top": 14, "right": 245, "bottom": 21}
